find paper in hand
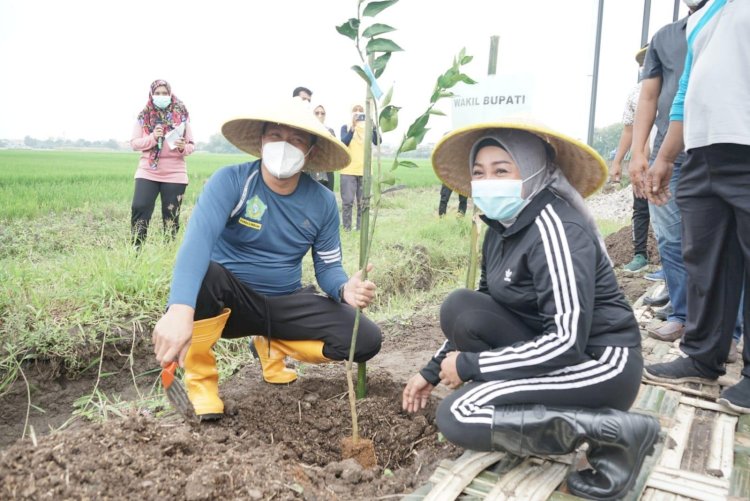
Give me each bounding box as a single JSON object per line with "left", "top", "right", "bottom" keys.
{"left": 166, "top": 122, "right": 186, "bottom": 150}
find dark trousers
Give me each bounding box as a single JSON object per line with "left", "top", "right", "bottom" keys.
{"left": 438, "top": 184, "right": 468, "bottom": 216}
{"left": 340, "top": 174, "right": 363, "bottom": 230}
{"left": 632, "top": 195, "right": 650, "bottom": 257}
{"left": 131, "top": 178, "right": 186, "bottom": 247}
{"left": 434, "top": 289, "right": 643, "bottom": 451}
{"left": 194, "top": 262, "right": 382, "bottom": 362}
{"left": 676, "top": 143, "right": 750, "bottom": 378}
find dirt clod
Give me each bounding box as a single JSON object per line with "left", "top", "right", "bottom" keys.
{"left": 341, "top": 436, "right": 377, "bottom": 469}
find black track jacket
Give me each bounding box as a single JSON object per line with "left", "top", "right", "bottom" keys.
{"left": 421, "top": 188, "right": 641, "bottom": 385}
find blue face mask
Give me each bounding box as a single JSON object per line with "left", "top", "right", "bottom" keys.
{"left": 471, "top": 179, "right": 526, "bottom": 221}
{"left": 152, "top": 95, "right": 171, "bottom": 109}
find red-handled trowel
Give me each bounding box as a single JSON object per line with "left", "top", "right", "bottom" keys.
{"left": 161, "top": 361, "right": 198, "bottom": 422}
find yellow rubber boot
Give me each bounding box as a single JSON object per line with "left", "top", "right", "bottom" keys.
{"left": 252, "top": 336, "right": 299, "bottom": 384}
{"left": 184, "top": 308, "right": 231, "bottom": 419}
{"left": 274, "top": 339, "right": 331, "bottom": 364}
{"left": 252, "top": 338, "right": 332, "bottom": 384}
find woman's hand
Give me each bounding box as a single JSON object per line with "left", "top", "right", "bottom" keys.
{"left": 175, "top": 137, "right": 186, "bottom": 152}
{"left": 402, "top": 373, "right": 434, "bottom": 413}
{"left": 342, "top": 263, "right": 376, "bottom": 308}
{"left": 152, "top": 304, "right": 195, "bottom": 368}
{"left": 153, "top": 124, "right": 164, "bottom": 140}
{"left": 439, "top": 352, "right": 463, "bottom": 389}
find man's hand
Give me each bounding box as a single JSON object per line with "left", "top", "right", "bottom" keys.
{"left": 610, "top": 160, "right": 622, "bottom": 184}
{"left": 628, "top": 151, "right": 650, "bottom": 199}
{"left": 402, "top": 373, "right": 435, "bottom": 413}
{"left": 439, "top": 351, "right": 463, "bottom": 389}
{"left": 152, "top": 304, "right": 195, "bottom": 368}
{"left": 342, "top": 263, "right": 376, "bottom": 308}
{"left": 646, "top": 158, "right": 674, "bottom": 206}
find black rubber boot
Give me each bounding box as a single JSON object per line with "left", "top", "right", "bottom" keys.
{"left": 491, "top": 405, "right": 660, "bottom": 500}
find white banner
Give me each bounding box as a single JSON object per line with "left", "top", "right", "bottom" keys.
{"left": 451, "top": 74, "right": 535, "bottom": 129}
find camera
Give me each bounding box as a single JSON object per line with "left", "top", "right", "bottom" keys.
{"left": 355, "top": 113, "right": 366, "bottom": 122}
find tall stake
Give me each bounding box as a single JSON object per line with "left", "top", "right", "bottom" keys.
{"left": 465, "top": 36, "right": 500, "bottom": 289}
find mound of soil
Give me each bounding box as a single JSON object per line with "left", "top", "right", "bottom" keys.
{"left": 605, "top": 225, "right": 660, "bottom": 268}
{"left": 0, "top": 370, "right": 460, "bottom": 500}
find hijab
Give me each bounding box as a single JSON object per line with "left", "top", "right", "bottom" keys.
{"left": 136, "top": 79, "right": 190, "bottom": 168}
{"left": 469, "top": 129, "right": 610, "bottom": 260}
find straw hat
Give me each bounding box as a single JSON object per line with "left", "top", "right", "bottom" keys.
{"left": 635, "top": 44, "right": 649, "bottom": 66}
{"left": 222, "top": 99, "right": 351, "bottom": 172}
{"left": 431, "top": 118, "right": 608, "bottom": 198}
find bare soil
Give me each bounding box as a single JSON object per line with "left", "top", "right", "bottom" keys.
{"left": 0, "top": 227, "right": 660, "bottom": 500}
{"left": 0, "top": 315, "right": 460, "bottom": 500}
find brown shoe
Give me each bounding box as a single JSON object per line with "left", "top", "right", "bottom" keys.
{"left": 727, "top": 340, "right": 739, "bottom": 364}
{"left": 647, "top": 321, "right": 685, "bottom": 342}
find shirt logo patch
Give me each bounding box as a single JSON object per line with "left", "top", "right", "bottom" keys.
{"left": 244, "top": 195, "right": 266, "bottom": 221}
{"left": 239, "top": 195, "right": 266, "bottom": 230}
{"left": 504, "top": 268, "right": 513, "bottom": 283}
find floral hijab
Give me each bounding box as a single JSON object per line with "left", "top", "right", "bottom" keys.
{"left": 137, "top": 79, "right": 190, "bottom": 168}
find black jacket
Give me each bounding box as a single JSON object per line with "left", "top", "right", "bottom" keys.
{"left": 421, "top": 189, "right": 640, "bottom": 385}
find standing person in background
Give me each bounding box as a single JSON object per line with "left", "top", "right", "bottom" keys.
{"left": 312, "top": 104, "right": 336, "bottom": 191}
{"left": 628, "top": 2, "right": 706, "bottom": 343}
{"left": 339, "top": 104, "right": 378, "bottom": 232}
{"left": 292, "top": 86, "right": 313, "bottom": 103}
{"left": 643, "top": 0, "right": 750, "bottom": 413}
{"left": 613, "top": 46, "right": 654, "bottom": 277}
{"left": 437, "top": 184, "right": 468, "bottom": 218}
{"left": 130, "top": 79, "right": 194, "bottom": 248}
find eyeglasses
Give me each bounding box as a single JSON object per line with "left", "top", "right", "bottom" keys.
{"left": 315, "top": 111, "right": 326, "bottom": 116}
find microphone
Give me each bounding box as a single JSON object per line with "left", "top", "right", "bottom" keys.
{"left": 155, "top": 119, "right": 164, "bottom": 150}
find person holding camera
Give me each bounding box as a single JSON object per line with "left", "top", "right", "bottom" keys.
{"left": 130, "top": 79, "right": 194, "bottom": 248}
{"left": 339, "top": 104, "right": 378, "bottom": 231}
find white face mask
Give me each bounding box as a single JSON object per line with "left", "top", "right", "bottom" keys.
{"left": 262, "top": 141, "right": 308, "bottom": 179}
{"left": 682, "top": 0, "right": 703, "bottom": 8}
{"left": 152, "top": 95, "right": 171, "bottom": 109}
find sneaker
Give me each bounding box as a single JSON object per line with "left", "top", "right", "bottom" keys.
{"left": 643, "top": 286, "right": 670, "bottom": 307}
{"left": 717, "top": 378, "right": 750, "bottom": 413}
{"left": 643, "top": 356, "right": 719, "bottom": 385}
{"left": 623, "top": 254, "right": 648, "bottom": 273}
{"left": 727, "top": 339, "right": 739, "bottom": 364}
{"left": 654, "top": 302, "right": 672, "bottom": 321}
{"left": 646, "top": 321, "right": 684, "bottom": 342}
{"left": 645, "top": 269, "right": 665, "bottom": 281}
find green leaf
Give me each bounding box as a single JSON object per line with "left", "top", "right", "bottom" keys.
{"left": 363, "top": 0, "right": 398, "bottom": 17}
{"left": 372, "top": 52, "right": 392, "bottom": 78}
{"left": 458, "top": 74, "right": 477, "bottom": 85}
{"left": 398, "top": 160, "right": 419, "bottom": 169}
{"left": 383, "top": 467, "right": 395, "bottom": 477}
{"left": 335, "top": 18, "right": 360, "bottom": 40}
{"left": 428, "top": 108, "right": 446, "bottom": 116}
{"left": 460, "top": 55, "right": 473, "bottom": 65}
{"left": 381, "top": 85, "right": 394, "bottom": 108}
{"left": 400, "top": 136, "right": 418, "bottom": 153}
{"left": 366, "top": 38, "right": 403, "bottom": 54}
{"left": 379, "top": 172, "right": 396, "bottom": 186}
{"left": 350, "top": 65, "right": 370, "bottom": 85}
{"left": 406, "top": 113, "right": 429, "bottom": 138}
{"left": 379, "top": 105, "right": 400, "bottom": 133}
{"left": 362, "top": 23, "right": 396, "bottom": 38}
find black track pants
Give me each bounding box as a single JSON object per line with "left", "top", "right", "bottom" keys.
{"left": 434, "top": 289, "right": 643, "bottom": 451}
{"left": 193, "top": 262, "right": 382, "bottom": 362}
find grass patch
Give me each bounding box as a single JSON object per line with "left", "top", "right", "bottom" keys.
{"left": 0, "top": 149, "right": 620, "bottom": 400}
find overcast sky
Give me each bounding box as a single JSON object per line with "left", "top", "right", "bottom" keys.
{"left": 0, "top": 0, "right": 687, "bottom": 145}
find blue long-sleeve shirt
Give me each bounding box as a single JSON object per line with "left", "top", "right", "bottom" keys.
{"left": 168, "top": 160, "right": 348, "bottom": 307}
